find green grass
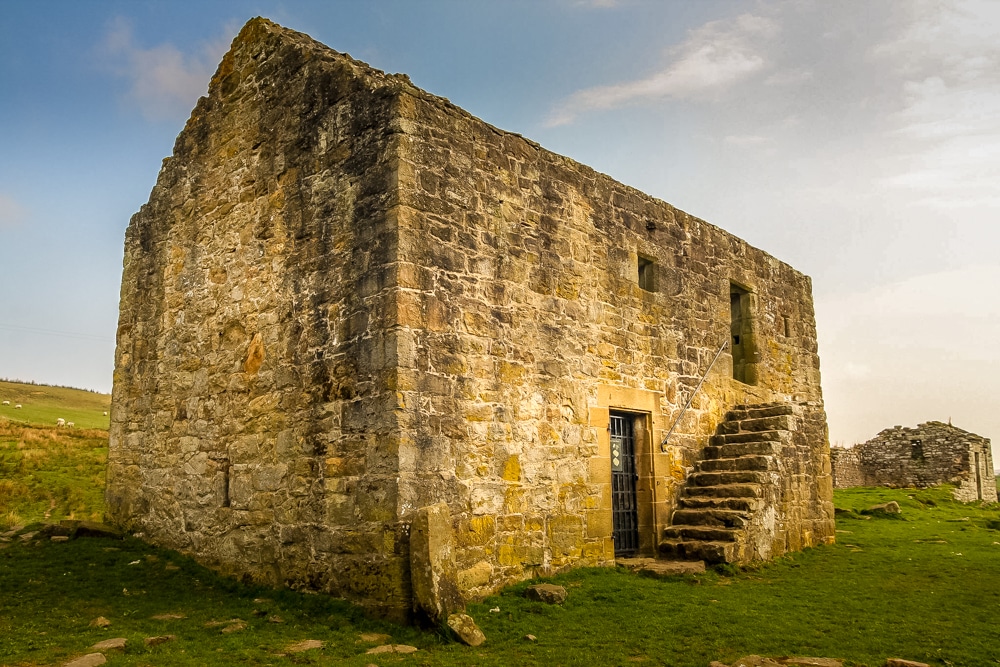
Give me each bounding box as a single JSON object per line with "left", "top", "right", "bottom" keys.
{"left": 0, "top": 420, "right": 108, "bottom": 530}
{"left": 0, "top": 380, "right": 110, "bottom": 430}
{"left": 2, "top": 485, "right": 1000, "bottom": 666}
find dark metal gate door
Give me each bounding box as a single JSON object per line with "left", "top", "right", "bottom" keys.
{"left": 610, "top": 413, "right": 639, "bottom": 557}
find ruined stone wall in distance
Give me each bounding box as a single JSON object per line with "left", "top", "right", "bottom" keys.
{"left": 830, "top": 447, "right": 865, "bottom": 488}
{"left": 393, "top": 90, "right": 833, "bottom": 595}
{"left": 842, "top": 422, "right": 997, "bottom": 502}
{"left": 107, "top": 19, "right": 410, "bottom": 617}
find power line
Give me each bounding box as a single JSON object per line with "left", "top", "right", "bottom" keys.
{"left": 0, "top": 322, "right": 114, "bottom": 343}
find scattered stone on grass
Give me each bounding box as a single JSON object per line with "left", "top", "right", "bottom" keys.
{"left": 366, "top": 644, "right": 419, "bottom": 655}
{"left": 268, "top": 615, "right": 284, "bottom": 623}
{"left": 19, "top": 531, "right": 38, "bottom": 541}
{"left": 165, "top": 563, "right": 180, "bottom": 571}
{"left": 221, "top": 620, "right": 247, "bottom": 633}
{"left": 89, "top": 616, "right": 111, "bottom": 628}
{"left": 91, "top": 638, "right": 127, "bottom": 651}
{"left": 286, "top": 639, "right": 325, "bottom": 653}
{"left": 144, "top": 635, "right": 176, "bottom": 647}
{"left": 525, "top": 583, "right": 567, "bottom": 604}
{"left": 886, "top": 660, "right": 930, "bottom": 667}
{"left": 204, "top": 618, "right": 242, "bottom": 628}
{"left": 63, "top": 653, "right": 107, "bottom": 667}
{"left": 51, "top": 535, "right": 70, "bottom": 542}
{"left": 446, "top": 612, "right": 486, "bottom": 647}
{"left": 712, "top": 657, "right": 845, "bottom": 667}
{"left": 357, "top": 633, "right": 392, "bottom": 643}
{"left": 862, "top": 501, "right": 901, "bottom": 515}
{"left": 151, "top": 613, "right": 186, "bottom": 620}
{"left": 640, "top": 560, "right": 706, "bottom": 577}
{"left": 524, "top": 634, "right": 537, "bottom": 642}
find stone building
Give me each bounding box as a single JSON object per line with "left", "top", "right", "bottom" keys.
{"left": 831, "top": 422, "right": 996, "bottom": 503}
{"left": 106, "top": 18, "right": 835, "bottom": 619}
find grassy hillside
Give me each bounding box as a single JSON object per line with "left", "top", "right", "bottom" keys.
{"left": 0, "top": 421, "right": 107, "bottom": 530}
{"left": 2, "top": 485, "right": 1000, "bottom": 666}
{"left": 0, "top": 380, "right": 111, "bottom": 430}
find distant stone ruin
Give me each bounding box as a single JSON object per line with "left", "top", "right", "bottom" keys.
{"left": 831, "top": 422, "right": 996, "bottom": 503}
{"left": 106, "top": 17, "right": 834, "bottom": 620}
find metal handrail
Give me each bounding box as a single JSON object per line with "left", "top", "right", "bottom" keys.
{"left": 660, "top": 339, "right": 729, "bottom": 447}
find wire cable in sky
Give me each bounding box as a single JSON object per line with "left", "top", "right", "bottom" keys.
{"left": 0, "top": 323, "right": 114, "bottom": 343}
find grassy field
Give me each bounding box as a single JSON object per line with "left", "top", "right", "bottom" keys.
{"left": 0, "top": 421, "right": 108, "bottom": 530}
{"left": 0, "top": 380, "right": 110, "bottom": 430}
{"left": 2, "top": 396, "right": 1000, "bottom": 666}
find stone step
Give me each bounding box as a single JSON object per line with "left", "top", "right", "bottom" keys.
{"left": 697, "top": 455, "right": 775, "bottom": 472}
{"left": 725, "top": 404, "right": 795, "bottom": 421}
{"left": 688, "top": 470, "right": 770, "bottom": 487}
{"left": 671, "top": 508, "right": 750, "bottom": 528}
{"left": 716, "top": 414, "right": 794, "bottom": 435}
{"left": 616, "top": 557, "right": 706, "bottom": 577}
{"left": 709, "top": 430, "right": 789, "bottom": 446}
{"left": 702, "top": 441, "right": 782, "bottom": 460}
{"left": 659, "top": 539, "right": 735, "bottom": 564}
{"left": 664, "top": 525, "right": 739, "bottom": 542}
{"left": 682, "top": 483, "right": 763, "bottom": 498}
{"left": 679, "top": 496, "right": 762, "bottom": 512}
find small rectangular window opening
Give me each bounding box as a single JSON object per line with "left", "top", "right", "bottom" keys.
{"left": 638, "top": 256, "right": 655, "bottom": 292}
{"left": 910, "top": 440, "right": 924, "bottom": 461}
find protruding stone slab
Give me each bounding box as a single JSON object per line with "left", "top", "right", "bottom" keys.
{"left": 366, "top": 644, "right": 419, "bottom": 655}
{"left": 64, "top": 654, "right": 107, "bottom": 667}
{"left": 447, "top": 612, "right": 486, "bottom": 646}
{"left": 638, "top": 560, "right": 706, "bottom": 577}
{"left": 886, "top": 660, "right": 930, "bottom": 667}
{"left": 90, "top": 638, "right": 127, "bottom": 651}
{"left": 525, "top": 583, "right": 567, "bottom": 604}
{"left": 410, "top": 502, "right": 462, "bottom": 622}
{"left": 286, "top": 639, "right": 325, "bottom": 653}
{"left": 862, "top": 501, "right": 901, "bottom": 515}
{"left": 144, "top": 635, "right": 176, "bottom": 647}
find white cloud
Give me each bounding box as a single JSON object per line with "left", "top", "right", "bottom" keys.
{"left": 547, "top": 13, "right": 776, "bottom": 126}
{"left": 0, "top": 194, "right": 26, "bottom": 228}
{"left": 102, "top": 17, "right": 231, "bottom": 122}
{"left": 873, "top": 0, "right": 1000, "bottom": 211}
{"left": 724, "top": 134, "right": 768, "bottom": 146}
{"left": 817, "top": 265, "right": 1000, "bottom": 447}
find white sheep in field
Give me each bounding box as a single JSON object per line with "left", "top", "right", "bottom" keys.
{"left": 103, "top": 411, "right": 108, "bottom": 416}
{"left": 56, "top": 418, "right": 65, "bottom": 427}
{"left": 2, "top": 400, "right": 9, "bottom": 405}
{"left": 66, "top": 422, "right": 75, "bottom": 428}
{"left": 14, "top": 404, "right": 22, "bottom": 409}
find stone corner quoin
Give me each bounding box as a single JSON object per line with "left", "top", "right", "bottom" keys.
{"left": 106, "top": 16, "right": 835, "bottom": 619}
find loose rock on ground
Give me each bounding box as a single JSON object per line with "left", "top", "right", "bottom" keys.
{"left": 524, "top": 583, "right": 567, "bottom": 604}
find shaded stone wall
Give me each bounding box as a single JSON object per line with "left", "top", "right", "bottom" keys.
{"left": 108, "top": 17, "right": 835, "bottom": 618}
{"left": 107, "top": 19, "right": 413, "bottom": 617}
{"left": 392, "top": 82, "right": 833, "bottom": 592}
{"left": 831, "top": 422, "right": 996, "bottom": 503}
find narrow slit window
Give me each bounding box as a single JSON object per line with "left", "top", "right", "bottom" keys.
{"left": 730, "top": 283, "right": 756, "bottom": 385}
{"left": 638, "top": 256, "right": 656, "bottom": 292}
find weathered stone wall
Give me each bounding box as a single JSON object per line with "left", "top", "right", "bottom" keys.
{"left": 829, "top": 447, "right": 864, "bottom": 488}
{"left": 831, "top": 422, "right": 996, "bottom": 503}
{"left": 392, "top": 81, "right": 833, "bottom": 591}
{"left": 107, "top": 19, "right": 415, "bottom": 617}
{"left": 108, "top": 17, "right": 835, "bottom": 618}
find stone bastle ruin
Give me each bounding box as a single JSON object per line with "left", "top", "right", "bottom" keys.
{"left": 831, "top": 422, "right": 996, "bottom": 503}
{"left": 106, "top": 17, "right": 835, "bottom": 620}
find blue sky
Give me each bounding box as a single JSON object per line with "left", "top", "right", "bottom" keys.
{"left": 2, "top": 0, "right": 999, "bottom": 453}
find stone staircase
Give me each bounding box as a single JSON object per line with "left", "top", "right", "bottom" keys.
{"left": 660, "top": 403, "right": 795, "bottom": 564}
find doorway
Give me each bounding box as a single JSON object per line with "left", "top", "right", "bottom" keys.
{"left": 610, "top": 412, "right": 639, "bottom": 557}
